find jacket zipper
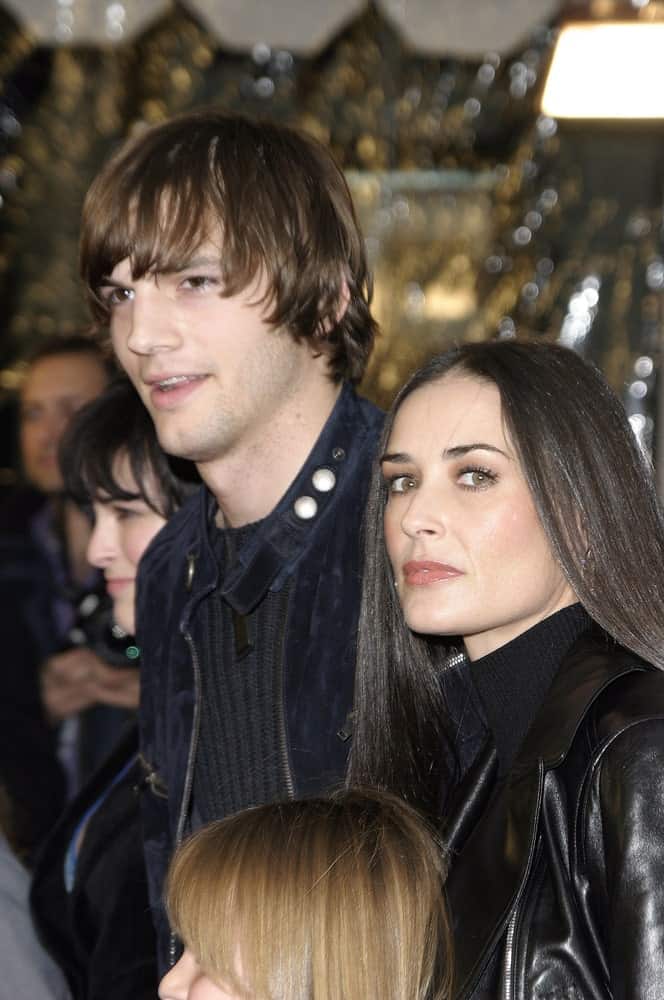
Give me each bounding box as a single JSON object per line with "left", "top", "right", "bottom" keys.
{"left": 501, "top": 835, "right": 543, "bottom": 1000}
{"left": 168, "top": 627, "right": 202, "bottom": 966}
{"left": 276, "top": 599, "right": 295, "bottom": 799}
{"left": 502, "top": 909, "right": 518, "bottom": 1000}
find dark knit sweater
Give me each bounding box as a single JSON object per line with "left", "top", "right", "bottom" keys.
{"left": 469, "top": 603, "right": 592, "bottom": 776}
{"left": 193, "top": 520, "right": 294, "bottom": 823}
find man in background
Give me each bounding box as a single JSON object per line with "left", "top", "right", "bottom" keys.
{"left": 0, "top": 335, "right": 137, "bottom": 855}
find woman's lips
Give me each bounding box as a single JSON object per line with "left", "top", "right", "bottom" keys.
{"left": 402, "top": 561, "right": 463, "bottom": 586}
{"left": 106, "top": 578, "right": 134, "bottom": 596}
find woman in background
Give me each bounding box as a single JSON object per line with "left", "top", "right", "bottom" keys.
{"left": 159, "top": 788, "right": 452, "bottom": 1000}
{"left": 31, "top": 376, "right": 199, "bottom": 1000}
{"left": 350, "top": 340, "right": 664, "bottom": 999}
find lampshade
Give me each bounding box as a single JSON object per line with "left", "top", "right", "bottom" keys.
{"left": 540, "top": 21, "right": 664, "bottom": 119}
{"left": 1, "top": 0, "right": 170, "bottom": 44}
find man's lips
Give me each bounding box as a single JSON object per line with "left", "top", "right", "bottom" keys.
{"left": 402, "top": 560, "right": 463, "bottom": 586}
{"left": 144, "top": 373, "right": 207, "bottom": 388}
{"left": 143, "top": 373, "right": 208, "bottom": 409}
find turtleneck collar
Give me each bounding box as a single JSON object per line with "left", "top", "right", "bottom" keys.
{"left": 469, "top": 604, "right": 592, "bottom": 776}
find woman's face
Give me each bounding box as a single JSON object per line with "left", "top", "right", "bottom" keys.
{"left": 158, "top": 948, "right": 242, "bottom": 1000}
{"left": 86, "top": 451, "right": 167, "bottom": 635}
{"left": 382, "top": 373, "right": 577, "bottom": 660}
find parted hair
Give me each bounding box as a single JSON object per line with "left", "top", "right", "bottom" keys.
{"left": 349, "top": 339, "right": 664, "bottom": 814}
{"left": 165, "top": 788, "right": 452, "bottom": 1000}
{"left": 59, "top": 375, "right": 199, "bottom": 517}
{"left": 79, "top": 110, "right": 378, "bottom": 384}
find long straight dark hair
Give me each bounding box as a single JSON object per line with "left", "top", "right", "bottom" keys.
{"left": 349, "top": 339, "right": 664, "bottom": 814}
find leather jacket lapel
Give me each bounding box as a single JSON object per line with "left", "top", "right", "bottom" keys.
{"left": 443, "top": 740, "right": 498, "bottom": 857}
{"left": 447, "top": 756, "right": 544, "bottom": 998}
{"left": 444, "top": 632, "right": 646, "bottom": 999}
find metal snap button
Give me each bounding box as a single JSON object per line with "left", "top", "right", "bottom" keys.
{"left": 294, "top": 495, "right": 318, "bottom": 520}
{"left": 312, "top": 467, "right": 336, "bottom": 492}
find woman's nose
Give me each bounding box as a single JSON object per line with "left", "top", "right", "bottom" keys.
{"left": 86, "top": 509, "right": 117, "bottom": 569}
{"left": 399, "top": 486, "right": 446, "bottom": 539}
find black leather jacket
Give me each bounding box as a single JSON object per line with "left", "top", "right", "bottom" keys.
{"left": 445, "top": 632, "right": 664, "bottom": 1000}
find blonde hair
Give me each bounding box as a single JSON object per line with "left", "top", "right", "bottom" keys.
{"left": 165, "top": 789, "right": 452, "bottom": 1000}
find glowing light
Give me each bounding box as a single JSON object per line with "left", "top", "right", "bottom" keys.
{"left": 541, "top": 23, "right": 664, "bottom": 119}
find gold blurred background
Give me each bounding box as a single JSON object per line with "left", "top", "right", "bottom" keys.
{"left": 0, "top": 0, "right": 662, "bottom": 435}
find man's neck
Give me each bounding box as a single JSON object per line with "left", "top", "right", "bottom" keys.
{"left": 202, "top": 378, "right": 343, "bottom": 528}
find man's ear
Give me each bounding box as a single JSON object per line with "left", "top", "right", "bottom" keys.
{"left": 319, "top": 276, "right": 350, "bottom": 337}
{"left": 334, "top": 275, "right": 351, "bottom": 325}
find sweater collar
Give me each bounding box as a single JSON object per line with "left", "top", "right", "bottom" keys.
{"left": 469, "top": 604, "right": 592, "bottom": 775}
{"left": 188, "top": 383, "right": 381, "bottom": 616}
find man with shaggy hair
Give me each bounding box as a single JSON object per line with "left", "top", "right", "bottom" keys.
{"left": 80, "top": 110, "right": 383, "bottom": 969}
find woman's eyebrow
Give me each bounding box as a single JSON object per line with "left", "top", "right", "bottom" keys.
{"left": 443, "top": 443, "right": 511, "bottom": 459}
{"left": 380, "top": 451, "right": 411, "bottom": 465}
{"left": 381, "top": 443, "right": 510, "bottom": 464}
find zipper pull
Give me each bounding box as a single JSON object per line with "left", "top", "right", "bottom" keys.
{"left": 185, "top": 552, "right": 196, "bottom": 592}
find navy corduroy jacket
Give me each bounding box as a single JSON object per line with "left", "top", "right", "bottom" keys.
{"left": 134, "top": 384, "right": 384, "bottom": 970}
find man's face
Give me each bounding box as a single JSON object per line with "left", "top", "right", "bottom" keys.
{"left": 19, "top": 352, "right": 109, "bottom": 494}
{"left": 100, "top": 245, "right": 322, "bottom": 474}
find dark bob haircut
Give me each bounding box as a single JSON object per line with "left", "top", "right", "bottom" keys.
{"left": 350, "top": 338, "right": 664, "bottom": 814}
{"left": 59, "top": 375, "right": 199, "bottom": 517}
{"left": 80, "top": 109, "right": 378, "bottom": 385}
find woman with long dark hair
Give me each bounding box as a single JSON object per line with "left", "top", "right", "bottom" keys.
{"left": 350, "top": 339, "right": 664, "bottom": 999}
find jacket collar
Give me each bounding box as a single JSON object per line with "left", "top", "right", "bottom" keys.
{"left": 514, "top": 629, "right": 642, "bottom": 772}
{"left": 181, "top": 383, "right": 381, "bottom": 622}
{"left": 445, "top": 630, "right": 645, "bottom": 998}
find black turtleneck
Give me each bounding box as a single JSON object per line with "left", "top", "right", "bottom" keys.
{"left": 469, "top": 603, "right": 592, "bottom": 777}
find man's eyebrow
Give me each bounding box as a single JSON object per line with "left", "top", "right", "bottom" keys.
{"left": 97, "top": 276, "right": 125, "bottom": 287}
{"left": 98, "top": 256, "right": 222, "bottom": 285}
{"left": 171, "top": 255, "right": 221, "bottom": 272}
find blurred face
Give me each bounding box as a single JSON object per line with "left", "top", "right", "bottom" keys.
{"left": 382, "top": 374, "right": 577, "bottom": 660}
{"left": 159, "top": 948, "right": 242, "bottom": 1000}
{"left": 19, "top": 352, "right": 109, "bottom": 494}
{"left": 86, "top": 451, "right": 166, "bottom": 634}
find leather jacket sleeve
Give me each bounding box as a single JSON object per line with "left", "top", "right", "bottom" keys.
{"left": 583, "top": 718, "right": 664, "bottom": 1000}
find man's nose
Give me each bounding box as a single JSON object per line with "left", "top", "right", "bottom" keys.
{"left": 124, "top": 287, "right": 181, "bottom": 356}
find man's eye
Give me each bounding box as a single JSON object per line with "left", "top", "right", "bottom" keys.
{"left": 389, "top": 475, "right": 417, "bottom": 494}
{"left": 181, "top": 275, "right": 218, "bottom": 291}
{"left": 100, "top": 287, "right": 133, "bottom": 308}
{"left": 20, "top": 407, "right": 41, "bottom": 423}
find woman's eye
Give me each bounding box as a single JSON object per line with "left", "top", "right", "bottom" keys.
{"left": 458, "top": 468, "right": 496, "bottom": 489}
{"left": 389, "top": 474, "right": 417, "bottom": 494}
{"left": 113, "top": 506, "right": 136, "bottom": 521}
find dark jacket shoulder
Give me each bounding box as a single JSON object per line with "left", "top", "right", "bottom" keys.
{"left": 449, "top": 631, "right": 664, "bottom": 1000}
